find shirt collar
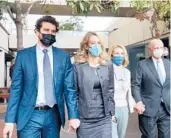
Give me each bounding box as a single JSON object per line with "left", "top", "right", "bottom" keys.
{"left": 152, "top": 57, "right": 162, "bottom": 63}
{"left": 37, "top": 43, "right": 52, "bottom": 53}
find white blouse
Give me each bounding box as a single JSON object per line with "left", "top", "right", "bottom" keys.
{"left": 113, "top": 64, "right": 135, "bottom": 113}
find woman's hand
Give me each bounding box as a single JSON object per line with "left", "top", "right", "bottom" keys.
{"left": 112, "top": 116, "right": 117, "bottom": 123}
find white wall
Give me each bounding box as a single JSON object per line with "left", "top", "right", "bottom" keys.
{"left": 0, "top": 24, "right": 10, "bottom": 87}
{"left": 109, "top": 19, "right": 169, "bottom": 47}
{"left": 9, "top": 31, "right": 109, "bottom": 49}
{"left": 56, "top": 31, "right": 109, "bottom": 48}
{"left": 6, "top": 62, "right": 11, "bottom": 87}
{"left": 9, "top": 34, "right": 37, "bottom": 49}
{"left": 0, "top": 51, "right": 5, "bottom": 87}
{"left": 0, "top": 25, "right": 9, "bottom": 51}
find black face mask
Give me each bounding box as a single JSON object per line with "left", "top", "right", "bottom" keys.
{"left": 40, "top": 33, "right": 56, "bottom": 47}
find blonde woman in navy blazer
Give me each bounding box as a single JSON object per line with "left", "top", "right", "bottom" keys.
{"left": 74, "top": 31, "right": 115, "bottom": 138}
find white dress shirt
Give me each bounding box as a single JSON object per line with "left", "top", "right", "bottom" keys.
{"left": 152, "top": 57, "right": 166, "bottom": 83}
{"left": 36, "top": 44, "right": 56, "bottom": 107}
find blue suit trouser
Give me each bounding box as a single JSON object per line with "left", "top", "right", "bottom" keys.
{"left": 17, "top": 107, "right": 61, "bottom": 138}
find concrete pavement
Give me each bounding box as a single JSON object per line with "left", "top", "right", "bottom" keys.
{"left": 0, "top": 104, "right": 141, "bottom": 138}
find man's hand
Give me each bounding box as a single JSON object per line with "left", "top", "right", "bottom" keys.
{"left": 68, "top": 119, "right": 80, "bottom": 133}
{"left": 3, "top": 123, "right": 14, "bottom": 138}
{"left": 134, "top": 101, "right": 145, "bottom": 114}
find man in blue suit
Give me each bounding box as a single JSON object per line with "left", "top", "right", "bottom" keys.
{"left": 3, "top": 16, "right": 80, "bottom": 138}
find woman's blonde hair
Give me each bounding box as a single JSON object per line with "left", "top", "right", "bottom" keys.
{"left": 108, "top": 44, "right": 129, "bottom": 67}
{"left": 74, "top": 31, "right": 108, "bottom": 64}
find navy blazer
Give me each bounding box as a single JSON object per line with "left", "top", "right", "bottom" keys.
{"left": 73, "top": 62, "right": 115, "bottom": 118}
{"left": 5, "top": 46, "right": 79, "bottom": 130}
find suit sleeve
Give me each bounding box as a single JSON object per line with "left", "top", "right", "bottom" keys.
{"left": 108, "top": 62, "right": 115, "bottom": 116}
{"left": 64, "top": 55, "right": 79, "bottom": 119}
{"left": 5, "top": 51, "right": 23, "bottom": 123}
{"left": 131, "top": 62, "right": 143, "bottom": 103}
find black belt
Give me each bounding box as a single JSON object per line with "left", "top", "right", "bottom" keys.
{"left": 34, "top": 105, "right": 52, "bottom": 110}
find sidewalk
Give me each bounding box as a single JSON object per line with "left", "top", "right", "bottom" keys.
{"left": 0, "top": 104, "right": 141, "bottom": 138}
{"left": 0, "top": 104, "right": 76, "bottom": 138}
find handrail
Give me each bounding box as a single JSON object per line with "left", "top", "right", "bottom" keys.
{"left": 0, "top": 87, "right": 9, "bottom": 90}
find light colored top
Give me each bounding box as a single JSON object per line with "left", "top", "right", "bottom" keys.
{"left": 113, "top": 64, "right": 135, "bottom": 113}
{"left": 152, "top": 57, "right": 166, "bottom": 83}
{"left": 36, "top": 44, "right": 56, "bottom": 107}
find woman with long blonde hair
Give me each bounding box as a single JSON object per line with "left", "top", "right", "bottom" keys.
{"left": 108, "top": 44, "right": 135, "bottom": 138}
{"left": 74, "top": 31, "right": 115, "bottom": 138}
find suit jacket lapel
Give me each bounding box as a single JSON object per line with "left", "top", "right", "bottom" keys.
{"left": 29, "top": 46, "right": 38, "bottom": 90}
{"left": 147, "top": 57, "right": 162, "bottom": 86}
{"left": 52, "top": 46, "right": 58, "bottom": 87}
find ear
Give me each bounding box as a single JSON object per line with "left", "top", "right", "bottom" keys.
{"left": 85, "top": 45, "right": 89, "bottom": 50}
{"left": 148, "top": 46, "right": 151, "bottom": 51}
{"left": 34, "top": 29, "right": 37, "bottom": 33}
{"left": 35, "top": 29, "right": 41, "bottom": 37}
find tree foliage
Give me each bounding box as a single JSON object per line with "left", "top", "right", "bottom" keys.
{"left": 59, "top": 17, "right": 84, "bottom": 31}
{"left": 0, "top": 0, "right": 42, "bottom": 50}
{"left": 0, "top": 1, "right": 8, "bottom": 20}
{"left": 66, "top": 0, "right": 119, "bottom": 15}
{"left": 130, "top": 0, "right": 170, "bottom": 38}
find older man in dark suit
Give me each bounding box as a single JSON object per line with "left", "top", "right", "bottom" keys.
{"left": 132, "top": 39, "right": 170, "bottom": 138}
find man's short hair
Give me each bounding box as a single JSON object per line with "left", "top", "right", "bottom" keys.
{"left": 148, "top": 39, "right": 164, "bottom": 48}
{"left": 35, "top": 16, "right": 59, "bottom": 32}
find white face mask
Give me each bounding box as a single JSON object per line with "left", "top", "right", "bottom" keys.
{"left": 153, "top": 49, "right": 163, "bottom": 58}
